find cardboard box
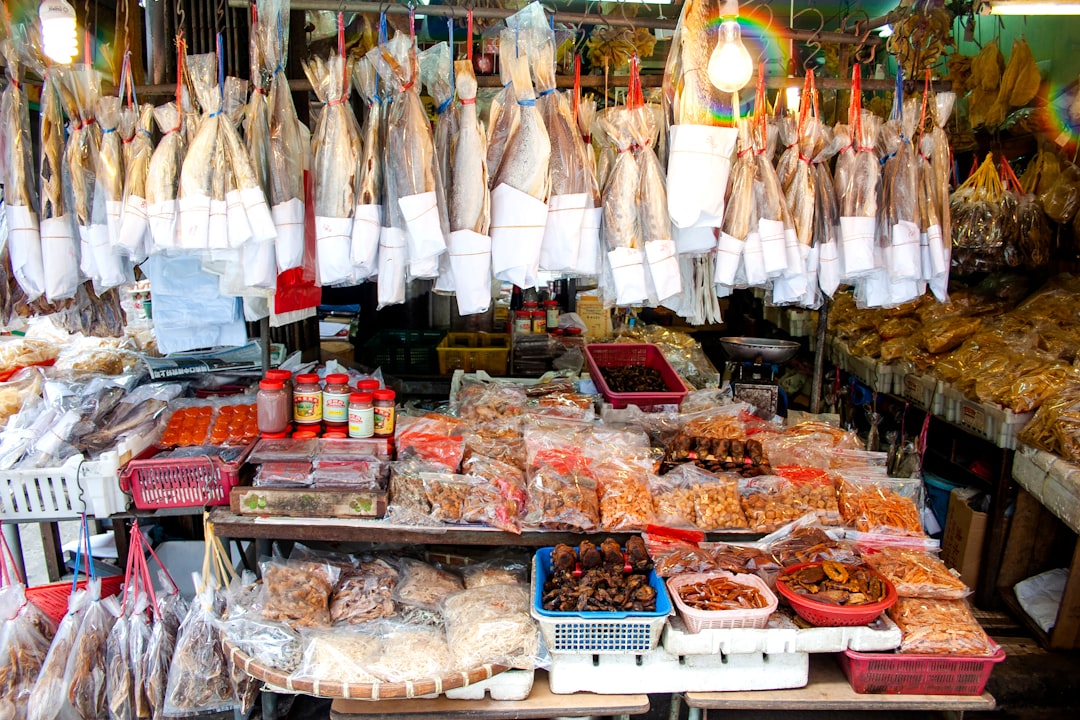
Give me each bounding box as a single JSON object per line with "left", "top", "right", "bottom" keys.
{"left": 941, "top": 487, "right": 988, "bottom": 590}
{"left": 576, "top": 294, "right": 612, "bottom": 340}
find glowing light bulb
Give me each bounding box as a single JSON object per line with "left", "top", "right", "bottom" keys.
{"left": 786, "top": 86, "right": 801, "bottom": 115}
{"left": 707, "top": 19, "right": 754, "bottom": 93}
{"left": 39, "top": 0, "right": 78, "bottom": 64}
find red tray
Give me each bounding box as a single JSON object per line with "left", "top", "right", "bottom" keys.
{"left": 839, "top": 647, "right": 1005, "bottom": 696}
{"left": 120, "top": 442, "right": 255, "bottom": 510}
{"left": 27, "top": 575, "right": 124, "bottom": 624}
{"left": 585, "top": 343, "right": 688, "bottom": 409}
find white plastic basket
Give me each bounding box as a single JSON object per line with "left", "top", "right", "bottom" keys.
{"left": 0, "top": 431, "right": 155, "bottom": 521}
{"left": 667, "top": 572, "right": 777, "bottom": 632}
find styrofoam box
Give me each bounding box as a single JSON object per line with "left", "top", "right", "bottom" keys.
{"left": 662, "top": 614, "right": 901, "bottom": 656}
{"left": 897, "top": 370, "right": 941, "bottom": 414}
{"left": 547, "top": 646, "right": 809, "bottom": 695}
{"left": 1012, "top": 446, "right": 1080, "bottom": 534}
{"left": 444, "top": 669, "right": 535, "bottom": 701}
{"left": 956, "top": 395, "right": 1033, "bottom": 450}
{"left": 0, "top": 430, "right": 157, "bottom": 521}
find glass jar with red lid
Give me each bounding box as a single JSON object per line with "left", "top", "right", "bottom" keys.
{"left": 293, "top": 374, "right": 323, "bottom": 426}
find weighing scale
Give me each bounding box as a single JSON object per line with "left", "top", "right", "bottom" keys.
{"left": 719, "top": 337, "right": 801, "bottom": 416}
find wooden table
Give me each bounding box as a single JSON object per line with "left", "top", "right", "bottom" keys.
{"left": 329, "top": 670, "right": 649, "bottom": 720}
{"left": 678, "top": 654, "right": 995, "bottom": 719}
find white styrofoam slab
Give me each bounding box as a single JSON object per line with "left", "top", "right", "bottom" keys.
{"left": 662, "top": 614, "right": 901, "bottom": 655}
{"left": 547, "top": 647, "right": 809, "bottom": 695}
{"left": 1013, "top": 445, "right": 1080, "bottom": 534}
{"left": 444, "top": 669, "right": 535, "bottom": 701}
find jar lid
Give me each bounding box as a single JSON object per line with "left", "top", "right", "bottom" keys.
{"left": 260, "top": 431, "right": 289, "bottom": 439}
{"left": 325, "top": 373, "right": 350, "bottom": 385}
{"left": 373, "top": 389, "right": 396, "bottom": 401}
{"left": 259, "top": 380, "right": 284, "bottom": 391}
{"left": 532, "top": 310, "right": 545, "bottom": 317}
{"left": 350, "top": 392, "right": 374, "bottom": 403}
{"left": 516, "top": 310, "right": 531, "bottom": 317}
{"left": 292, "top": 430, "right": 319, "bottom": 439}
{"left": 566, "top": 327, "right": 583, "bottom": 335}
{"left": 323, "top": 432, "right": 348, "bottom": 439}
{"left": 265, "top": 369, "right": 292, "bottom": 381}
{"left": 524, "top": 301, "right": 538, "bottom": 308}
{"left": 544, "top": 300, "right": 559, "bottom": 306}
{"left": 357, "top": 379, "right": 380, "bottom": 391}
{"left": 296, "top": 373, "right": 320, "bottom": 383}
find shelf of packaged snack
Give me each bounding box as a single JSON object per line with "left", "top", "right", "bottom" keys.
{"left": 206, "top": 508, "right": 760, "bottom": 547}
{"left": 329, "top": 670, "right": 649, "bottom": 720}
{"left": 678, "top": 653, "right": 995, "bottom": 716}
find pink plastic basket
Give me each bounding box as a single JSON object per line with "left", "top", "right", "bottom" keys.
{"left": 667, "top": 572, "right": 778, "bottom": 632}
{"left": 120, "top": 443, "right": 254, "bottom": 510}
{"left": 838, "top": 647, "right": 1005, "bottom": 696}
{"left": 585, "top": 343, "right": 688, "bottom": 409}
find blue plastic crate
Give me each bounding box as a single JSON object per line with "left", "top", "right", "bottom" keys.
{"left": 531, "top": 546, "right": 672, "bottom": 653}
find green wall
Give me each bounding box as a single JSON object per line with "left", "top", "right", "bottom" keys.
{"left": 954, "top": 15, "right": 1080, "bottom": 92}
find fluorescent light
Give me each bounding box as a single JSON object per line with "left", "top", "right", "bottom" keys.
{"left": 983, "top": 0, "right": 1080, "bottom": 14}
{"left": 39, "top": 0, "right": 78, "bottom": 64}
{"left": 877, "top": 24, "right": 894, "bottom": 37}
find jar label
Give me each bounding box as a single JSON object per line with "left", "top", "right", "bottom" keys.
{"left": 294, "top": 391, "right": 322, "bottom": 422}
{"left": 349, "top": 407, "right": 375, "bottom": 438}
{"left": 323, "top": 391, "right": 350, "bottom": 422}
{"left": 373, "top": 405, "right": 395, "bottom": 435}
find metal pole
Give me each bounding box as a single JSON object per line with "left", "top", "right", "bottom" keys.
{"left": 260, "top": 316, "right": 272, "bottom": 372}
{"left": 811, "top": 297, "right": 830, "bottom": 414}
{"left": 2, "top": 524, "right": 26, "bottom": 583}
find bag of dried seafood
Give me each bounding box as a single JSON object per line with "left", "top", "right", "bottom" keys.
{"left": 61, "top": 578, "right": 120, "bottom": 720}
{"left": 635, "top": 101, "right": 681, "bottom": 304}
{"left": 27, "top": 587, "right": 89, "bottom": 720}
{"left": 0, "top": 582, "right": 55, "bottom": 720}
{"left": 598, "top": 105, "right": 646, "bottom": 305}
{"left": 349, "top": 56, "right": 383, "bottom": 281}
{"left": 116, "top": 102, "right": 155, "bottom": 262}
{"left": 813, "top": 122, "right": 845, "bottom": 297}
{"left": 838, "top": 67, "right": 881, "bottom": 281}
{"left": 162, "top": 586, "right": 235, "bottom": 717}
{"left": 39, "top": 71, "right": 80, "bottom": 302}
{"left": 146, "top": 100, "right": 185, "bottom": 251}
{"left": 714, "top": 119, "right": 756, "bottom": 288}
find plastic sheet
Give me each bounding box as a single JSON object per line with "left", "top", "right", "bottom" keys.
{"left": 163, "top": 588, "right": 235, "bottom": 716}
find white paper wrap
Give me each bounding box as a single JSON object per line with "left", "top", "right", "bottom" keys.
{"left": 398, "top": 191, "right": 446, "bottom": 262}
{"left": 408, "top": 249, "right": 441, "bottom": 280}
{"left": 490, "top": 183, "right": 547, "bottom": 287}
{"left": 226, "top": 190, "right": 253, "bottom": 249}
{"left": 177, "top": 194, "right": 211, "bottom": 249}
{"left": 5, "top": 204, "right": 45, "bottom": 300}
{"left": 742, "top": 231, "right": 766, "bottom": 286}
{"left": 927, "top": 224, "right": 946, "bottom": 277}
{"left": 840, "top": 216, "right": 877, "bottom": 278}
{"left": 273, "top": 198, "right": 305, "bottom": 272}
{"left": 378, "top": 226, "right": 407, "bottom": 309}
{"left": 208, "top": 199, "right": 229, "bottom": 250}
{"left": 714, "top": 232, "right": 745, "bottom": 287}
{"left": 105, "top": 201, "right": 124, "bottom": 247}
{"left": 41, "top": 216, "right": 80, "bottom": 302}
{"left": 575, "top": 207, "right": 602, "bottom": 276}
{"left": 241, "top": 186, "right": 277, "bottom": 243}
{"left": 434, "top": 251, "right": 455, "bottom": 293}
{"left": 243, "top": 240, "right": 278, "bottom": 289}
{"left": 78, "top": 224, "right": 97, "bottom": 281}
{"left": 888, "top": 220, "right": 920, "bottom": 281}
{"left": 315, "top": 215, "right": 354, "bottom": 286}
{"left": 674, "top": 225, "right": 718, "bottom": 255}
{"left": 540, "top": 193, "right": 587, "bottom": 272}
{"left": 448, "top": 229, "right": 492, "bottom": 315}
{"left": 818, "top": 241, "right": 841, "bottom": 297}
{"left": 88, "top": 222, "right": 128, "bottom": 290}
{"left": 607, "top": 246, "right": 648, "bottom": 306}
{"left": 148, "top": 199, "right": 178, "bottom": 250}
{"left": 350, "top": 204, "right": 382, "bottom": 280}
{"left": 666, "top": 124, "right": 738, "bottom": 228}
{"left": 759, "top": 218, "right": 788, "bottom": 277}
{"left": 116, "top": 195, "right": 149, "bottom": 260}
{"left": 645, "top": 239, "right": 681, "bottom": 302}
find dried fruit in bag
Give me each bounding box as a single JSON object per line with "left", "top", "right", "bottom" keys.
{"left": 595, "top": 458, "right": 656, "bottom": 532}
{"left": 862, "top": 547, "right": 970, "bottom": 599}
{"left": 888, "top": 598, "right": 998, "bottom": 655}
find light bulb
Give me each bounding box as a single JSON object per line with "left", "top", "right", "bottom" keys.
{"left": 707, "top": 19, "right": 753, "bottom": 93}
{"left": 786, "top": 86, "right": 801, "bottom": 115}
{"left": 39, "top": 0, "right": 78, "bottom": 64}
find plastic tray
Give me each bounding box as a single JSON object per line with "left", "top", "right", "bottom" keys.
{"left": 0, "top": 431, "right": 157, "bottom": 521}
{"left": 437, "top": 332, "right": 511, "bottom": 376}
{"left": 662, "top": 612, "right": 902, "bottom": 655}
{"left": 838, "top": 647, "right": 1005, "bottom": 695}
{"left": 120, "top": 442, "right": 256, "bottom": 510}
{"left": 667, "top": 572, "right": 777, "bottom": 632}
{"left": 359, "top": 329, "right": 445, "bottom": 375}
{"left": 27, "top": 575, "right": 125, "bottom": 624}
{"left": 584, "top": 343, "right": 688, "bottom": 409}
{"left": 531, "top": 547, "right": 671, "bottom": 654}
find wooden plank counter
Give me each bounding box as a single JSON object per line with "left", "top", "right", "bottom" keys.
{"left": 682, "top": 654, "right": 995, "bottom": 715}
{"left": 330, "top": 671, "right": 649, "bottom": 720}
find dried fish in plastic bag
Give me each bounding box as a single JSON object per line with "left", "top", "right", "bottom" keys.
{"left": 927, "top": 92, "right": 955, "bottom": 302}
{"left": 635, "top": 104, "right": 680, "bottom": 304}
{"left": 419, "top": 42, "right": 456, "bottom": 294}
{"left": 813, "top": 124, "right": 845, "bottom": 297}
{"left": 1, "top": 36, "right": 45, "bottom": 300}
{"left": 838, "top": 88, "right": 882, "bottom": 281}
{"left": 598, "top": 106, "right": 646, "bottom": 305}
{"left": 146, "top": 101, "right": 185, "bottom": 251}
{"left": 91, "top": 94, "right": 132, "bottom": 290}
{"left": 0, "top": 583, "right": 56, "bottom": 720}
{"left": 872, "top": 89, "right": 921, "bottom": 308}
{"left": 39, "top": 71, "right": 80, "bottom": 302}
{"left": 241, "top": 7, "right": 277, "bottom": 290}
{"left": 163, "top": 588, "right": 235, "bottom": 717}
{"left": 116, "top": 103, "right": 155, "bottom": 261}
{"left": 715, "top": 119, "right": 756, "bottom": 288}
{"left": 27, "top": 587, "right": 89, "bottom": 720}
{"left": 62, "top": 579, "right": 120, "bottom": 720}
{"left": 349, "top": 56, "right": 383, "bottom": 281}
{"left": 486, "top": 35, "right": 520, "bottom": 192}
{"left": 56, "top": 65, "right": 103, "bottom": 288}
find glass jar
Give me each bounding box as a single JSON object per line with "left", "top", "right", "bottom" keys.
{"left": 531, "top": 310, "right": 547, "bottom": 334}
{"left": 357, "top": 379, "right": 380, "bottom": 394}
{"left": 514, "top": 310, "right": 532, "bottom": 334}
{"left": 373, "top": 389, "right": 396, "bottom": 437}
{"left": 322, "top": 373, "right": 352, "bottom": 429}
{"left": 348, "top": 392, "right": 375, "bottom": 438}
{"left": 293, "top": 373, "right": 323, "bottom": 426}
{"left": 544, "top": 300, "right": 559, "bottom": 330}
{"left": 257, "top": 380, "right": 289, "bottom": 435}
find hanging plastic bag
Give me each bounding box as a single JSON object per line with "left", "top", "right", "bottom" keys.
{"left": 38, "top": 72, "right": 80, "bottom": 302}
{"left": 838, "top": 67, "right": 881, "bottom": 281}
{"left": 485, "top": 25, "right": 520, "bottom": 191}
{"left": 598, "top": 105, "right": 646, "bottom": 305}
{"left": 146, "top": 98, "right": 185, "bottom": 251}
{"left": 0, "top": 535, "right": 55, "bottom": 720}
{"left": 814, "top": 122, "right": 845, "bottom": 297}
{"left": 116, "top": 89, "right": 155, "bottom": 262}
{"left": 876, "top": 76, "right": 922, "bottom": 308}
{"left": 1, "top": 36, "right": 45, "bottom": 300}
{"left": 350, "top": 56, "right": 383, "bottom": 281}
{"left": 714, "top": 121, "right": 754, "bottom": 288}
{"left": 63, "top": 570, "right": 121, "bottom": 720}
{"left": 26, "top": 588, "right": 89, "bottom": 720}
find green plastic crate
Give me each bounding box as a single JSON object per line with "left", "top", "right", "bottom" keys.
{"left": 359, "top": 329, "right": 445, "bottom": 375}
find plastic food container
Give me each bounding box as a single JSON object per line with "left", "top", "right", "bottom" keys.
{"left": 584, "top": 343, "right": 688, "bottom": 409}
{"left": 775, "top": 562, "right": 897, "bottom": 627}
{"left": 667, "top": 572, "right": 778, "bottom": 633}
{"left": 839, "top": 647, "right": 1005, "bottom": 695}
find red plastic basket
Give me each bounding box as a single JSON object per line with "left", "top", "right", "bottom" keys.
{"left": 776, "top": 562, "right": 897, "bottom": 627}
{"left": 26, "top": 575, "right": 124, "bottom": 624}
{"left": 585, "top": 343, "right": 688, "bottom": 409}
{"left": 839, "top": 647, "right": 1005, "bottom": 696}
{"left": 120, "top": 443, "right": 255, "bottom": 510}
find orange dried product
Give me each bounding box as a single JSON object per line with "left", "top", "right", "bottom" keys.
{"left": 862, "top": 547, "right": 970, "bottom": 599}
{"left": 888, "top": 598, "right": 998, "bottom": 655}
{"left": 837, "top": 479, "right": 923, "bottom": 535}
{"left": 677, "top": 576, "right": 768, "bottom": 611}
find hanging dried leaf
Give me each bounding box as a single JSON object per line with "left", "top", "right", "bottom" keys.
{"left": 971, "top": 39, "right": 1004, "bottom": 93}
{"left": 1002, "top": 38, "right": 1041, "bottom": 108}
{"left": 586, "top": 27, "right": 656, "bottom": 70}
{"left": 946, "top": 54, "right": 973, "bottom": 97}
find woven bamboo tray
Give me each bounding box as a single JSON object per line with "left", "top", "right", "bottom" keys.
{"left": 223, "top": 639, "right": 510, "bottom": 700}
